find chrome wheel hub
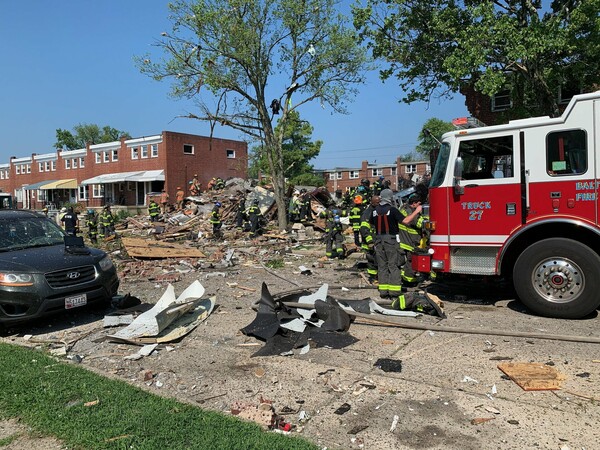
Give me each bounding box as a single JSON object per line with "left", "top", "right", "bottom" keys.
{"left": 532, "top": 258, "right": 583, "bottom": 303}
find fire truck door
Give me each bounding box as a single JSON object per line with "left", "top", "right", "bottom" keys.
{"left": 448, "top": 133, "right": 522, "bottom": 247}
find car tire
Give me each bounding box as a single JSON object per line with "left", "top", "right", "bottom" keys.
{"left": 513, "top": 238, "right": 600, "bottom": 319}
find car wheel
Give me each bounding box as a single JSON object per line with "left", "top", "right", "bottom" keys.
{"left": 513, "top": 238, "right": 600, "bottom": 319}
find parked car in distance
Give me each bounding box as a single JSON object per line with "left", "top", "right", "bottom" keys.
{"left": 0, "top": 210, "right": 119, "bottom": 326}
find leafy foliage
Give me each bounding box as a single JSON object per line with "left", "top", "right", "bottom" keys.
{"left": 250, "top": 110, "right": 323, "bottom": 185}
{"left": 54, "top": 124, "right": 130, "bottom": 150}
{"left": 137, "top": 0, "right": 370, "bottom": 228}
{"left": 353, "top": 0, "right": 600, "bottom": 117}
{"left": 415, "top": 118, "right": 454, "bottom": 158}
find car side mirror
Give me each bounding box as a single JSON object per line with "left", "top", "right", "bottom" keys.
{"left": 453, "top": 157, "right": 464, "bottom": 196}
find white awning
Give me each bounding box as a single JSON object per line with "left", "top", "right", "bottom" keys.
{"left": 80, "top": 170, "right": 165, "bottom": 185}
{"left": 125, "top": 170, "right": 165, "bottom": 182}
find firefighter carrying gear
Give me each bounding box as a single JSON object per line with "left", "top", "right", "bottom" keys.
{"left": 246, "top": 200, "right": 264, "bottom": 238}
{"left": 360, "top": 197, "right": 379, "bottom": 281}
{"left": 349, "top": 196, "right": 363, "bottom": 247}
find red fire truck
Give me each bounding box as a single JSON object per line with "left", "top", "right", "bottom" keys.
{"left": 419, "top": 91, "right": 600, "bottom": 319}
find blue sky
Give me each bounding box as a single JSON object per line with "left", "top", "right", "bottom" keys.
{"left": 0, "top": 1, "right": 468, "bottom": 170}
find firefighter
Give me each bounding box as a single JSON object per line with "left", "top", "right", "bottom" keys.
{"left": 247, "top": 199, "right": 263, "bottom": 238}
{"left": 175, "top": 186, "right": 185, "bottom": 210}
{"left": 148, "top": 199, "right": 160, "bottom": 222}
{"left": 86, "top": 209, "right": 98, "bottom": 245}
{"left": 368, "top": 189, "right": 404, "bottom": 299}
{"left": 298, "top": 188, "right": 312, "bottom": 222}
{"left": 358, "top": 178, "right": 372, "bottom": 205}
{"left": 235, "top": 198, "right": 247, "bottom": 229}
{"left": 159, "top": 189, "right": 169, "bottom": 214}
{"left": 210, "top": 202, "right": 222, "bottom": 238}
{"left": 372, "top": 175, "right": 386, "bottom": 195}
{"left": 360, "top": 195, "right": 379, "bottom": 283}
{"left": 189, "top": 174, "right": 201, "bottom": 196}
{"left": 349, "top": 195, "right": 363, "bottom": 247}
{"left": 325, "top": 213, "right": 345, "bottom": 259}
{"left": 215, "top": 177, "right": 225, "bottom": 190}
{"left": 98, "top": 205, "right": 115, "bottom": 240}
{"left": 288, "top": 190, "right": 301, "bottom": 223}
{"left": 61, "top": 207, "right": 79, "bottom": 236}
{"left": 399, "top": 193, "right": 426, "bottom": 285}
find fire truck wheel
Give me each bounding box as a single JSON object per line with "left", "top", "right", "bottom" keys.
{"left": 513, "top": 238, "right": 600, "bottom": 319}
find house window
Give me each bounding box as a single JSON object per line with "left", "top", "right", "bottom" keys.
{"left": 78, "top": 185, "right": 88, "bottom": 200}
{"left": 65, "top": 159, "right": 71, "bottom": 169}
{"left": 372, "top": 168, "right": 383, "bottom": 176}
{"left": 131, "top": 147, "right": 139, "bottom": 159}
{"left": 546, "top": 129, "right": 587, "bottom": 176}
{"left": 492, "top": 89, "right": 511, "bottom": 112}
{"left": 72, "top": 159, "right": 78, "bottom": 169}
{"left": 151, "top": 144, "right": 158, "bottom": 157}
{"left": 112, "top": 149, "right": 119, "bottom": 161}
{"left": 405, "top": 164, "right": 417, "bottom": 174}
{"left": 95, "top": 153, "right": 101, "bottom": 164}
{"left": 336, "top": 172, "right": 342, "bottom": 179}
{"left": 79, "top": 157, "right": 85, "bottom": 168}
{"left": 183, "top": 144, "right": 194, "bottom": 154}
{"left": 39, "top": 162, "right": 44, "bottom": 172}
{"left": 141, "top": 145, "right": 148, "bottom": 158}
{"left": 329, "top": 173, "right": 335, "bottom": 180}
{"left": 26, "top": 164, "right": 31, "bottom": 173}
{"left": 349, "top": 170, "right": 359, "bottom": 179}
{"left": 45, "top": 161, "right": 50, "bottom": 171}
{"left": 92, "top": 184, "right": 104, "bottom": 198}
{"left": 426, "top": 164, "right": 431, "bottom": 173}
{"left": 226, "top": 149, "right": 235, "bottom": 159}
{"left": 390, "top": 167, "right": 397, "bottom": 176}
{"left": 51, "top": 161, "right": 56, "bottom": 171}
{"left": 0, "top": 171, "right": 3, "bottom": 179}
{"left": 102, "top": 151, "right": 109, "bottom": 163}
{"left": 15, "top": 165, "right": 20, "bottom": 175}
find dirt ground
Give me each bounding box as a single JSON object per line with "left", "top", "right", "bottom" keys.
{"left": 2, "top": 241, "right": 600, "bottom": 450}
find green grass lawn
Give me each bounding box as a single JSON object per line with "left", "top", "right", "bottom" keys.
{"left": 0, "top": 342, "right": 317, "bottom": 449}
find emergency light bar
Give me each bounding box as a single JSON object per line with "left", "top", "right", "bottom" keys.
{"left": 452, "top": 117, "right": 486, "bottom": 129}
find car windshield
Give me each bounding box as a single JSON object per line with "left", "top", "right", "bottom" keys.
{"left": 0, "top": 216, "right": 65, "bottom": 251}
{"left": 429, "top": 142, "right": 450, "bottom": 188}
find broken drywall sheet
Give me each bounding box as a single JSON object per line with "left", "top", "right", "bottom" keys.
{"left": 109, "top": 280, "right": 205, "bottom": 340}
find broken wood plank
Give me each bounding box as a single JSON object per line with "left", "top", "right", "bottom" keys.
{"left": 122, "top": 236, "right": 206, "bottom": 258}
{"left": 497, "top": 362, "right": 567, "bottom": 391}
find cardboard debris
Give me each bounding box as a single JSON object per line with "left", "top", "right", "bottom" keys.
{"left": 497, "top": 362, "right": 567, "bottom": 390}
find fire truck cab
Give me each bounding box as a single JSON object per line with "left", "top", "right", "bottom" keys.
{"left": 423, "top": 91, "right": 600, "bottom": 319}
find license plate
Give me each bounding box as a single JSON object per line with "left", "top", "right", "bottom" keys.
{"left": 65, "top": 293, "right": 87, "bottom": 309}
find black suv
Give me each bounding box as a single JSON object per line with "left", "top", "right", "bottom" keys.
{"left": 0, "top": 210, "right": 119, "bottom": 325}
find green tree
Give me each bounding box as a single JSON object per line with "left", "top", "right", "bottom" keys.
{"left": 415, "top": 118, "right": 454, "bottom": 158}
{"left": 54, "top": 124, "right": 130, "bottom": 150}
{"left": 137, "top": 0, "right": 370, "bottom": 229}
{"left": 353, "top": 0, "right": 600, "bottom": 117}
{"left": 250, "top": 110, "right": 323, "bottom": 185}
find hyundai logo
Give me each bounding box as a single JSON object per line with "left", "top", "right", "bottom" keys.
{"left": 66, "top": 272, "right": 81, "bottom": 279}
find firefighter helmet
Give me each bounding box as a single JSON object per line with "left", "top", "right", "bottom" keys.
{"left": 353, "top": 195, "right": 363, "bottom": 205}
{"left": 361, "top": 178, "right": 370, "bottom": 187}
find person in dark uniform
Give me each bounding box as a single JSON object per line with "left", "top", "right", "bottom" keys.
{"left": 61, "top": 207, "right": 79, "bottom": 236}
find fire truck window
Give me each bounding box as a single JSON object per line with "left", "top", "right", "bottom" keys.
{"left": 458, "top": 135, "right": 513, "bottom": 180}
{"left": 546, "top": 129, "right": 587, "bottom": 176}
